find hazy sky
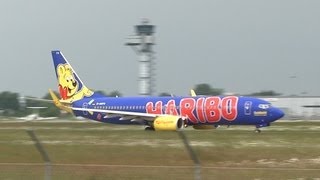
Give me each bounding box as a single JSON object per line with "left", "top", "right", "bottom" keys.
{"left": 1, "top": 0, "right": 320, "bottom": 97}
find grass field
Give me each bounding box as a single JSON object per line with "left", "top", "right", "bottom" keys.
{"left": 0, "top": 119, "right": 320, "bottom": 179}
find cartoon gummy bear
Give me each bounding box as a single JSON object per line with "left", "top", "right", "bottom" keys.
{"left": 56, "top": 63, "right": 94, "bottom": 102}
{"left": 57, "top": 64, "right": 78, "bottom": 100}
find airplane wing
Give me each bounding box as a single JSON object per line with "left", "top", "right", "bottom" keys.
{"left": 71, "top": 107, "right": 163, "bottom": 122}
{"left": 71, "top": 106, "right": 187, "bottom": 131}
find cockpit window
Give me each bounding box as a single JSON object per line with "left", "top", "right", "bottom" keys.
{"left": 259, "top": 104, "right": 271, "bottom": 109}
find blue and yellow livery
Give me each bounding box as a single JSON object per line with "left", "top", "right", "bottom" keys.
{"left": 50, "top": 51, "right": 284, "bottom": 132}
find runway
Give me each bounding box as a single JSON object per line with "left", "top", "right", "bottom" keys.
{"left": 0, "top": 162, "right": 319, "bottom": 171}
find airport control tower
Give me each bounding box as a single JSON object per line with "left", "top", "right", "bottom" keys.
{"left": 126, "top": 19, "right": 155, "bottom": 96}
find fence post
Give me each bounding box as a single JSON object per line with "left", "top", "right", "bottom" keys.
{"left": 178, "top": 130, "right": 201, "bottom": 180}
{"left": 26, "top": 129, "right": 51, "bottom": 180}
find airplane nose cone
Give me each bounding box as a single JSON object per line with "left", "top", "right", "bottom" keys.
{"left": 272, "top": 108, "right": 285, "bottom": 120}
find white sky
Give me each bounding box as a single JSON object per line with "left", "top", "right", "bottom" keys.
{"left": 1, "top": 0, "right": 320, "bottom": 97}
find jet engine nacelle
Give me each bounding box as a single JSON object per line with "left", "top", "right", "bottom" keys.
{"left": 153, "top": 115, "right": 184, "bottom": 131}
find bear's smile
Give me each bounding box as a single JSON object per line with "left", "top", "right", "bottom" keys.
{"left": 67, "top": 80, "right": 77, "bottom": 93}
{"left": 68, "top": 81, "right": 77, "bottom": 94}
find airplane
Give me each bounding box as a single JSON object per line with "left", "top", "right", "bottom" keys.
{"left": 17, "top": 113, "right": 58, "bottom": 121}
{"left": 49, "top": 50, "right": 284, "bottom": 132}
{"left": 17, "top": 107, "right": 57, "bottom": 121}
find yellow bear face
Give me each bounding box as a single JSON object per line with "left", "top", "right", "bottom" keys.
{"left": 57, "top": 64, "right": 78, "bottom": 100}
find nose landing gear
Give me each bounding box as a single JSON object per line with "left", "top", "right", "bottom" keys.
{"left": 254, "top": 128, "right": 262, "bottom": 133}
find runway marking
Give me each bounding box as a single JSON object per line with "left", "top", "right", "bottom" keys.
{"left": 0, "top": 162, "right": 319, "bottom": 171}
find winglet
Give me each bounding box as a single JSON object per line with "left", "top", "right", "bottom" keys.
{"left": 49, "top": 89, "right": 73, "bottom": 113}
{"left": 190, "top": 89, "right": 197, "bottom": 97}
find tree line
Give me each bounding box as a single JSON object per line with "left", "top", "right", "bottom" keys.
{"left": 0, "top": 84, "right": 281, "bottom": 117}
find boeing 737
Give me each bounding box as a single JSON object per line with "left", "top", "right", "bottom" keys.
{"left": 49, "top": 50, "right": 284, "bottom": 132}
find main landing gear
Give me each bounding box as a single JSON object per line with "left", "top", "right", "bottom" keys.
{"left": 144, "top": 126, "right": 155, "bottom": 131}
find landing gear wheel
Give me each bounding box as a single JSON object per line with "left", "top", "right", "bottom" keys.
{"left": 145, "top": 126, "right": 155, "bottom": 131}
{"left": 255, "top": 128, "right": 261, "bottom": 133}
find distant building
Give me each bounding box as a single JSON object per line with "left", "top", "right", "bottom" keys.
{"left": 260, "top": 96, "right": 320, "bottom": 120}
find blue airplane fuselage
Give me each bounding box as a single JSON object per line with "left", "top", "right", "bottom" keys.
{"left": 72, "top": 95, "right": 284, "bottom": 127}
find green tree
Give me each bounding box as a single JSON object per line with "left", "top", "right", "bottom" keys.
{"left": 158, "top": 92, "right": 172, "bottom": 97}
{"left": 247, "top": 90, "right": 282, "bottom": 96}
{"left": 108, "top": 90, "right": 122, "bottom": 97}
{"left": 194, "top": 83, "right": 224, "bottom": 96}
{"left": 0, "top": 91, "right": 20, "bottom": 116}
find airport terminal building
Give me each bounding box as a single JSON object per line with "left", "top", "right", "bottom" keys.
{"left": 262, "top": 96, "right": 320, "bottom": 120}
